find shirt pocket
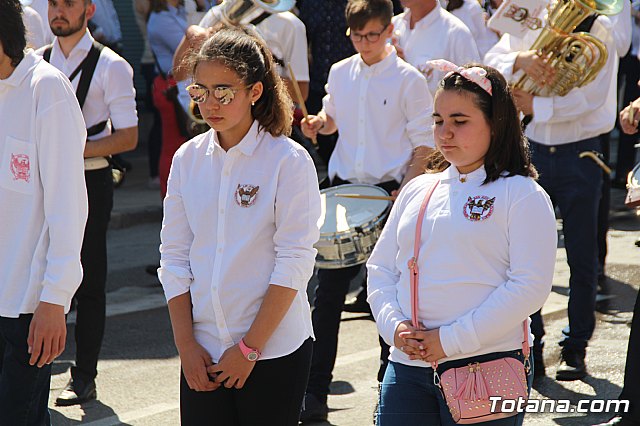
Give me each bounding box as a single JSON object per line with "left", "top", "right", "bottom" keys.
{"left": 0, "top": 136, "right": 37, "bottom": 195}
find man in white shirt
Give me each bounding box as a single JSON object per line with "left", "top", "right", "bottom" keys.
{"left": 38, "top": 0, "right": 138, "bottom": 406}
{"left": 485, "top": 14, "right": 618, "bottom": 382}
{"left": 0, "top": 0, "right": 87, "bottom": 423}
{"left": 300, "top": 0, "right": 433, "bottom": 420}
{"left": 392, "top": 0, "right": 481, "bottom": 95}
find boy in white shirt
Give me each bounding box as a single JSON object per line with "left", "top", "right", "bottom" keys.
{"left": 300, "top": 0, "right": 433, "bottom": 420}
{"left": 0, "top": 0, "right": 88, "bottom": 422}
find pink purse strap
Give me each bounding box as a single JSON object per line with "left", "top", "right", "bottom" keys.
{"left": 407, "top": 180, "right": 530, "bottom": 370}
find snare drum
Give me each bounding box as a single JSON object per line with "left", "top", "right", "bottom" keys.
{"left": 315, "top": 184, "right": 392, "bottom": 269}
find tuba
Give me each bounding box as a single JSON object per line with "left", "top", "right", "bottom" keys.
{"left": 187, "top": 0, "right": 295, "bottom": 131}
{"left": 513, "top": 0, "right": 622, "bottom": 97}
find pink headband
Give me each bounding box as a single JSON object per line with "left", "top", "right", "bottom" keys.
{"left": 425, "top": 59, "right": 493, "bottom": 96}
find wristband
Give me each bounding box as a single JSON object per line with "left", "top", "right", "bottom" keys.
{"left": 239, "top": 338, "right": 261, "bottom": 362}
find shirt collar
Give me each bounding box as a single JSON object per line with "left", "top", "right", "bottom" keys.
{"left": 52, "top": 29, "right": 94, "bottom": 61}
{"left": 356, "top": 45, "right": 397, "bottom": 74}
{"left": 0, "top": 50, "right": 40, "bottom": 88}
{"left": 206, "top": 120, "right": 264, "bottom": 156}
{"left": 441, "top": 165, "right": 487, "bottom": 182}
{"left": 406, "top": 6, "right": 443, "bottom": 29}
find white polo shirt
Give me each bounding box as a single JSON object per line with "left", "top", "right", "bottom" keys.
{"left": 367, "top": 166, "right": 557, "bottom": 366}
{"left": 199, "top": 9, "right": 310, "bottom": 82}
{"left": 22, "top": 5, "right": 46, "bottom": 49}
{"left": 159, "top": 121, "right": 321, "bottom": 362}
{"left": 322, "top": 48, "right": 434, "bottom": 185}
{"left": 0, "top": 51, "right": 88, "bottom": 317}
{"left": 440, "top": 0, "right": 499, "bottom": 57}
{"left": 36, "top": 30, "right": 138, "bottom": 141}
{"left": 392, "top": 7, "right": 481, "bottom": 95}
{"left": 485, "top": 16, "right": 618, "bottom": 145}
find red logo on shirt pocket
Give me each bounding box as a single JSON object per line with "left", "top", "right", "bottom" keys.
{"left": 10, "top": 153, "right": 31, "bottom": 183}
{"left": 463, "top": 196, "right": 495, "bottom": 221}
{"left": 235, "top": 184, "right": 259, "bottom": 207}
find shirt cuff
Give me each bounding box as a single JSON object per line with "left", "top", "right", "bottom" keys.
{"left": 532, "top": 96, "right": 553, "bottom": 123}
{"left": 39, "top": 286, "right": 74, "bottom": 313}
{"left": 439, "top": 319, "right": 482, "bottom": 358}
{"left": 269, "top": 271, "right": 308, "bottom": 291}
{"left": 158, "top": 266, "right": 192, "bottom": 302}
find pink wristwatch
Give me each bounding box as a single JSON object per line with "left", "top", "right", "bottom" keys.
{"left": 239, "top": 338, "right": 261, "bottom": 362}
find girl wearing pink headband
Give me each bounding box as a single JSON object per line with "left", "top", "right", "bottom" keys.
{"left": 367, "top": 63, "right": 557, "bottom": 425}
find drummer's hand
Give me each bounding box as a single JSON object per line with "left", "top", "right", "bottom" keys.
{"left": 390, "top": 189, "right": 399, "bottom": 200}
{"left": 186, "top": 25, "right": 213, "bottom": 49}
{"left": 301, "top": 115, "right": 324, "bottom": 139}
{"left": 620, "top": 102, "right": 640, "bottom": 135}
{"left": 514, "top": 50, "right": 555, "bottom": 86}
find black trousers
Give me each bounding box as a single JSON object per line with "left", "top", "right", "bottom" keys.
{"left": 307, "top": 177, "right": 398, "bottom": 402}
{"left": 598, "top": 133, "right": 611, "bottom": 278}
{"left": 620, "top": 290, "right": 640, "bottom": 423}
{"left": 0, "top": 315, "right": 52, "bottom": 426}
{"left": 180, "top": 338, "right": 312, "bottom": 426}
{"left": 141, "top": 63, "right": 162, "bottom": 179}
{"left": 73, "top": 167, "right": 113, "bottom": 382}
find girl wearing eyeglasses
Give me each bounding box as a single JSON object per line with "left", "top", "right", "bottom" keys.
{"left": 158, "top": 27, "right": 322, "bottom": 425}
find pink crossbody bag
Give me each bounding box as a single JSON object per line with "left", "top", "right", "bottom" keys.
{"left": 408, "top": 180, "right": 531, "bottom": 424}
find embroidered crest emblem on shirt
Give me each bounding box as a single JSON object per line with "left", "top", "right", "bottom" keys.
{"left": 235, "top": 184, "right": 259, "bottom": 207}
{"left": 463, "top": 196, "right": 495, "bottom": 221}
{"left": 10, "top": 153, "right": 31, "bottom": 183}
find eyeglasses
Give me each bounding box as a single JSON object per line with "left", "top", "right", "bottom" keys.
{"left": 186, "top": 83, "right": 252, "bottom": 105}
{"left": 347, "top": 24, "right": 389, "bottom": 43}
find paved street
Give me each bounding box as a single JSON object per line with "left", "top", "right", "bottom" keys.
{"left": 46, "top": 145, "right": 640, "bottom": 425}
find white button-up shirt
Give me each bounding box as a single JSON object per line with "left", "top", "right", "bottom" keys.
{"left": 393, "top": 7, "right": 481, "bottom": 95}
{"left": 367, "top": 167, "right": 557, "bottom": 366}
{"left": 440, "top": 0, "right": 499, "bottom": 57}
{"left": 323, "top": 48, "right": 434, "bottom": 185}
{"left": 485, "top": 17, "right": 618, "bottom": 145}
{"left": 199, "top": 9, "right": 310, "bottom": 82}
{"left": 159, "top": 122, "right": 321, "bottom": 361}
{"left": 36, "top": 30, "right": 138, "bottom": 141}
{"left": 0, "top": 51, "right": 88, "bottom": 317}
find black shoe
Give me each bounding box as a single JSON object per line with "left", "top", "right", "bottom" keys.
{"left": 532, "top": 344, "right": 545, "bottom": 378}
{"left": 300, "top": 393, "right": 328, "bottom": 423}
{"left": 343, "top": 290, "right": 371, "bottom": 314}
{"left": 556, "top": 347, "right": 587, "bottom": 381}
{"left": 593, "top": 416, "right": 640, "bottom": 426}
{"left": 55, "top": 376, "right": 97, "bottom": 406}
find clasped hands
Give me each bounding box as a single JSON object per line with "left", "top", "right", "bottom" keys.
{"left": 394, "top": 320, "right": 445, "bottom": 363}
{"left": 179, "top": 340, "right": 255, "bottom": 392}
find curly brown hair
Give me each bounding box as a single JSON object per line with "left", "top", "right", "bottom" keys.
{"left": 186, "top": 26, "right": 293, "bottom": 137}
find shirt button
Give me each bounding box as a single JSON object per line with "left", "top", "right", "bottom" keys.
{"left": 212, "top": 286, "right": 217, "bottom": 292}
{"left": 217, "top": 248, "right": 222, "bottom": 253}
{"left": 549, "top": 147, "right": 557, "bottom": 153}
{"left": 220, "top": 208, "right": 225, "bottom": 214}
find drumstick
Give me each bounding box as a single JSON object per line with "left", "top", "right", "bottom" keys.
{"left": 629, "top": 103, "right": 636, "bottom": 125}
{"left": 335, "top": 194, "right": 395, "bottom": 201}
{"left": 287, "top": 64, "right": 318, "bottom": 146}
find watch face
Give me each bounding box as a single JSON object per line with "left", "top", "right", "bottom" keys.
{"left": 247, "top": 351, "right": 259, "bottom": 362}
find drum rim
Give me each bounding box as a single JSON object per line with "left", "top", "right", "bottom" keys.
{"left": 318, "top": 184, "right": 392, "bottom": 237}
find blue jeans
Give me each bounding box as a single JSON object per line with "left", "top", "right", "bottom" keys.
{"left": 377, "top": 351, "right": 534, "bottom": 426}
{"left": 0, "top": 315, "right": 52, "bottom": 426}
{"left": 529, "top": 138, "right": 602, "bottom": 350}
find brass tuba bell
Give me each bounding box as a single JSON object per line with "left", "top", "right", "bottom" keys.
{"left": 513, "top": 0, "right": 623, "bottom": 97}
